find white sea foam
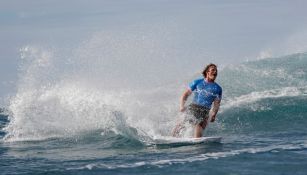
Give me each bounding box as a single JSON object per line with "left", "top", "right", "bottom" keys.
{"left": 4, "top": 79, "right": 179, "bottom": 142}
{"left": 221, "top": 86, "right": 307, "bottom": 112}
{"left": 5, "top": 83, "right": 125, "bottom": 141}
{"left": 4, "top": 33, "right": 183, "bottom": 141}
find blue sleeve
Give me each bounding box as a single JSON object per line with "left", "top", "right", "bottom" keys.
{"left": 217, "top": 86, "right": 222, "bottom": 100}
{"left": 189, "top": 79, "right": 202, "bottom": 91}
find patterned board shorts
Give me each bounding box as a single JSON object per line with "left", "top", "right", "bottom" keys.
{"left": 185, "top": 103, "right": 210, "bottom": 125}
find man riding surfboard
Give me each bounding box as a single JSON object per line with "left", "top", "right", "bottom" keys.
{"left": 172, "top": 63, "right": 222, "bottom": 138}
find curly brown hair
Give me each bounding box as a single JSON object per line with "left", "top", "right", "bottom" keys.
{"left": 202, "top": 63, "right": 217, "bottom": 78}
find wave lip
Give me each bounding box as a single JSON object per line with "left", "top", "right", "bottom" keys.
{"left": 221, "top": 86, "right": 307, "bottom": 111}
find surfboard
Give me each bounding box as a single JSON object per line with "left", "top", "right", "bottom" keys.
{"left": 153, "top": 136, "right": 222, "bottom": 146}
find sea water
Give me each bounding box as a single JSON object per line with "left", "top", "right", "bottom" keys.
{"left": 1, "top": 53, "right": 307, "bottom": 174}
{"left": 1, "top": 1, "right": 307, "bottom": 175}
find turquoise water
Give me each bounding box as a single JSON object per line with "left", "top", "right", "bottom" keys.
{"left": 1, "top": 53, "right": 307, "bottom": 174}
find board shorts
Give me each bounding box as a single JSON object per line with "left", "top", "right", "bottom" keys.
{"left": 185, "top": 103, "right": 210, "bottom": 125}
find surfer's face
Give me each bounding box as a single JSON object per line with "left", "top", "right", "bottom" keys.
{"left": 206, "top": 66, "right": 217, "bottom": 82}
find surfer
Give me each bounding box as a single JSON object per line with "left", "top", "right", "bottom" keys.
{"left": 172, "top": 63, "right": 222, "bottom": 138}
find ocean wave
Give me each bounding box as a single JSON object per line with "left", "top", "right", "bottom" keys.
{"left": 66, "top": 142, "right": 307, "bottom": 170}
{"left": 221, "top": 86, "right": 307, "bottom": 111}
{"left": 4, "top": 45, "right": 307, "bottom": 142}
{"left": 217, "top": 92, "right": 307, "bottom": 134}
{"left": 219, "top": 52, "right": 307, "bottom": 98}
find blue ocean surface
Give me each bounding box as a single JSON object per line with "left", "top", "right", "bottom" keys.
{"left": 2, "top": 1, "right": 307, "bottom": 174}
{"left": 1, "top": 54, "right": 307, "bottom": 175}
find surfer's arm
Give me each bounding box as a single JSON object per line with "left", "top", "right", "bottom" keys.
{"left": 210, "top": 99, "right": 221, "bottom": 122}
{"left": 180, "top": 89, "right": 192, "bottom": 112}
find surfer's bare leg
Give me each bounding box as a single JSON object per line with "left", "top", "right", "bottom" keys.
{"left": 194, "top": 124, "right": 203, "bottom": 137}
{"left": 172, "top": 123, "right": 185, "bottom": 137}
{"left": 172, "top": 124, "right": 181, "bottom": 137}
{"left": 194, "top": 119, "right": 208, "bottom": 138}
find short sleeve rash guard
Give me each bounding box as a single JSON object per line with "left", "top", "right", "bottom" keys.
{"left": 189, "top": 78, "right": 222, "bottom": 108}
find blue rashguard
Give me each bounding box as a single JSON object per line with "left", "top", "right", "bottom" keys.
{"left": 189, "top": 78, "right": 222, "bottom": 108}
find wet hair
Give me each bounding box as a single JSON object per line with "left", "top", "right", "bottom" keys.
{"left": 202, "top": 63, "right": 217, "bottom": 78}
